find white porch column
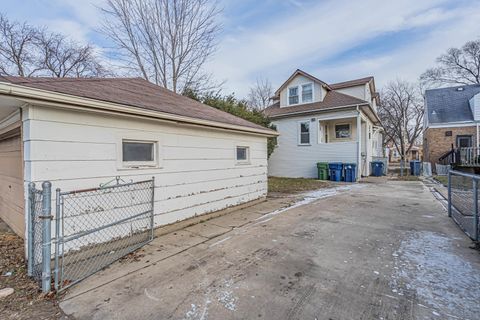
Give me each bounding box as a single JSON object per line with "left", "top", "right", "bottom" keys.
{"left": 356, "top": 109, "right": 362, "bottom": 179}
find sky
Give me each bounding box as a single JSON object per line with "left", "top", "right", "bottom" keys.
{"left": 2, "top": 0, "right": 480, "bottom": 97}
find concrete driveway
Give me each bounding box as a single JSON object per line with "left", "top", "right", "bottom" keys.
{"left": 60, "top": 180, "right": 480, "bottom": 320}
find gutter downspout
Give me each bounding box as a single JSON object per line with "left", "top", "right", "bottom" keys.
{"left": 356, "top": 106, "right": 362, "bottom": 179}
{"left": 477, "top": 122, "right": 479, "bottom": 156}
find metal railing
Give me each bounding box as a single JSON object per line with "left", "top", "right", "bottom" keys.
{"left": 459, "top": 147, "right": 480, "bottom": 166}
{"left": 448, "top": 170, "right": 479, "bottom": 240}
{"left": 439, "top": 147, "right": 480, "bottom": 167}
{"left": 27, "top": 178, "right": 155, "bottom": 293}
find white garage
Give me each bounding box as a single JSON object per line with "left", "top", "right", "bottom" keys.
{"left": 0, "top": 77, "right": 277, "bottom": 240}
{"left": 0, "top": 107, "right": 24, "bottom": 237}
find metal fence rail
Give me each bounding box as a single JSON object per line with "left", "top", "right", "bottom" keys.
{"left": 54, "top": 178, "right": 155, "bottom": 292}
{"left": 448, "top": 170, "right": 479, "bottom": 240}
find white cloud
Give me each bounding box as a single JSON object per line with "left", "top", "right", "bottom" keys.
{"left": 315, "top": 2, "right": 480, "bottom": 89}
{"left": 207, "top": 0, "right": 477, "bottom": 97}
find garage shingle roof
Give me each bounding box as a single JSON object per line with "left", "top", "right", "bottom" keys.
{"left": 0, "top": 76, "right": 273, "bottom": 133}
{"left": 264, "top": 90, "right": 368, "bottom": 118}
{"left": 425, "top": 84, "right": 480, "bottom": 124}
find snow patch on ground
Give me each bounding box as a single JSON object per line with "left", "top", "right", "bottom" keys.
{"left": 390, "top": 231, "right": 480, "bottom": 318}
{"left": 217, "top": 279, "right": 236, "bottom": 311}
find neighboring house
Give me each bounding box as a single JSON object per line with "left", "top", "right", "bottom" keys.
{"left": 0, "top": 77, "right": 277, "bottom": 238}
{"left": 264, "top": 69, "right": 383, "bottom": 178}
{"left": 387, "top": 143, "right": 423, "bottom": 162}
{"left": 423, "top": 84, "right": 480, "bottom": 167}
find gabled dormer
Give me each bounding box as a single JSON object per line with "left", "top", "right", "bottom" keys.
{"left": 275, "top": 69, "right": 332, "bottom": 107}
{"left": 330, "top": 76, "right": 378, "bottom": 112}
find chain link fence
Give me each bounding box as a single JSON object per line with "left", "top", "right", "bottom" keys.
{"left": 27, "top": 177, "right": 155, "bottom": 293}
{"left": 54, "top": 178, "right": 155, "bottom": 292}
{"left": 27, "top": 184, "right": 45, "bottom": 283}
{"left": 448, "top": 170, "right": 479, "bottom": 240}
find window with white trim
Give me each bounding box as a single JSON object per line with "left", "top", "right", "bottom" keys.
{"left": 335, "top": 124, "right": 351, "bottom": 139}
{"left": 298, "top": 121, "right": 310, "bottom": 145}
{"left": 302, "top": 83, "right": 313, "bottom": 103}
{"left": 288, "top": 86, "right": 299, "bottom": 105}
{"left": 236, "top": 146, "right": 250, "bottom": 163}
{"left": 122, "top": 140, "right": 157, "bottom": 167}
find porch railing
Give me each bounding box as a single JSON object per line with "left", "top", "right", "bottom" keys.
{"left": 458, "top": 147, "right": 480, "bottom": 167}
{"left": 438, "top": 146, "right": 480, "bottom": 167}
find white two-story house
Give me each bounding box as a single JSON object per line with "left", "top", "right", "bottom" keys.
{"left": 264, "top": 69, "right": 383, "bottom": 179}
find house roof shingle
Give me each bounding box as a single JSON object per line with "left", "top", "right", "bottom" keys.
{"left": 330, "top": 76, "right": 374, "bottom": 90}
{"left": 425, "top": 84, "right": 480, "bottom": 124}
{"left": 0, "top": 76, "right": 274, "bottom": 133}
{"left": 264, "top": 90, "right": 368, "bottom": 118}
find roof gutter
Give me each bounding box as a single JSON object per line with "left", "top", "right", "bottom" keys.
{"left": 0, "top": 82, "right": 278, "bottom": 137}
{"left": 268, "top": 103, "right": 381, "bottom": 125}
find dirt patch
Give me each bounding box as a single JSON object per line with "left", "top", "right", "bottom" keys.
{"left": 268, "top": 176, "right": 331, "bottom": 193}
{"left": 0, "top": 219, "right": 66, "bottom": 319}
{"left": 389, "top": 175, "right": 421, "bottom": 181}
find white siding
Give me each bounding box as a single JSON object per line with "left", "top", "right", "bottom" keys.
{"left": 24, "top": 105, "right": 268, "bottom": 228}
{"left": 335, "top": 85, "right": 366, "bottom": 101}
{"left": 268, "top": 112, "right": 358, "bottom": 178}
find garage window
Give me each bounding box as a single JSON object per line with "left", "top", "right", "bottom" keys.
{"left": 236, "top": 146, "right": 250, "bottom": 164}
{"left": 122, "top": 140, "right": 156, "bottom": 167}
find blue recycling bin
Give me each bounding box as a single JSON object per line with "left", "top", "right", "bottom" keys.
{"left": 410, "top": 160, "right": 421, "bottom": 176}
{"left": 329, "top": 163, "right": 343, "bottom": 182}
{"left": 344, "top": 163, "right": 357, "bottom": 182}
{"left": 371, "top": 161, "right": 384, "bottom": 177}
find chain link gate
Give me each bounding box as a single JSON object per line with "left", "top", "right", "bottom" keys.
{"left": 54, "top": 178, "right": 155, "bottom": 292}
{"left": 27, "top": 178, "right": 155, "bottom": 293}
{"left": 27, "top": 182, "right": 52, "bottom": 292}
{"left": 448, "top": 170, "right": 479, "bottom": 240}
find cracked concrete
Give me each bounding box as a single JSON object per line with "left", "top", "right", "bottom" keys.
{"left": 60, "top": 180, "right": 480, "bottom": 320}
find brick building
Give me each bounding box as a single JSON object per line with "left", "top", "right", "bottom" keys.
{"left": 423, "top": 84, "right": 480, "bottom": 167}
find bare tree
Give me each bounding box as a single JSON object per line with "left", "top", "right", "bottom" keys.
{"left": 378, "top": 80, "right": 424, "bottom": 165}
{"left": 420, "top": 39, "right": 480, "bottom": 87}
{"left": 0, "top": 13, "right": 108, "bottom": 78}
{"left": 37, "top": 32, "right": 107, "bottom": 77}
{"left": 247, "top": 77, "right": 273, "bottom": 110}
{"left": 100, "top": 0, "right": 221, "bottom": 93}
{"left": 0, "top": 14, "right": 40, "bottom": 76}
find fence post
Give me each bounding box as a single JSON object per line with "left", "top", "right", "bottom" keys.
{"left": 54, "top": 188, "right": 61, "bottom": 291}
{"left": 474, "top": 179, "right": 479, "bottom": 241}
{"left": 448, "top": 170, "right": 452, "bottom": 217}
{"left": 150, "top": 177, "right": 155, "bottom": 241}
{"left": 27, "top": 182, "right": 35, "bottom": 276}
{"left": 41, "top": 181, "right": 52, "bottom": 293}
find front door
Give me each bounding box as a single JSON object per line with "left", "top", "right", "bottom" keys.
{"left": 456, "top": 135, "right": 472, "bottom": 148}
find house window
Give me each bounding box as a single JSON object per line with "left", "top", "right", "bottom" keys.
{"left": 456, "top": 135, "right": 472, "bottom": 148}
{"left": 288, "top": 87, "right": 299, "bottom": 105}
{"left": 122, "top": 140, "right": 156, "bottom": 166}
{"left": 335, "top": 124, "right": 351, "bottom": 139}
{"left": 298, "top": 121, "right": 310, "bottom": 145}
{"left": 236, "top": 146, "right": 249, "bottom": 163}
{"left": 302, "top": 83, "right": 313, "bottom": 103}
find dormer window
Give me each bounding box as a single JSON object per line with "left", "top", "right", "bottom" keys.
{"left": 302, "top": 83, "right": 313, "bottom": 103}
{"left": 288, "top": 87, "right": 299, "bottom": 105}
